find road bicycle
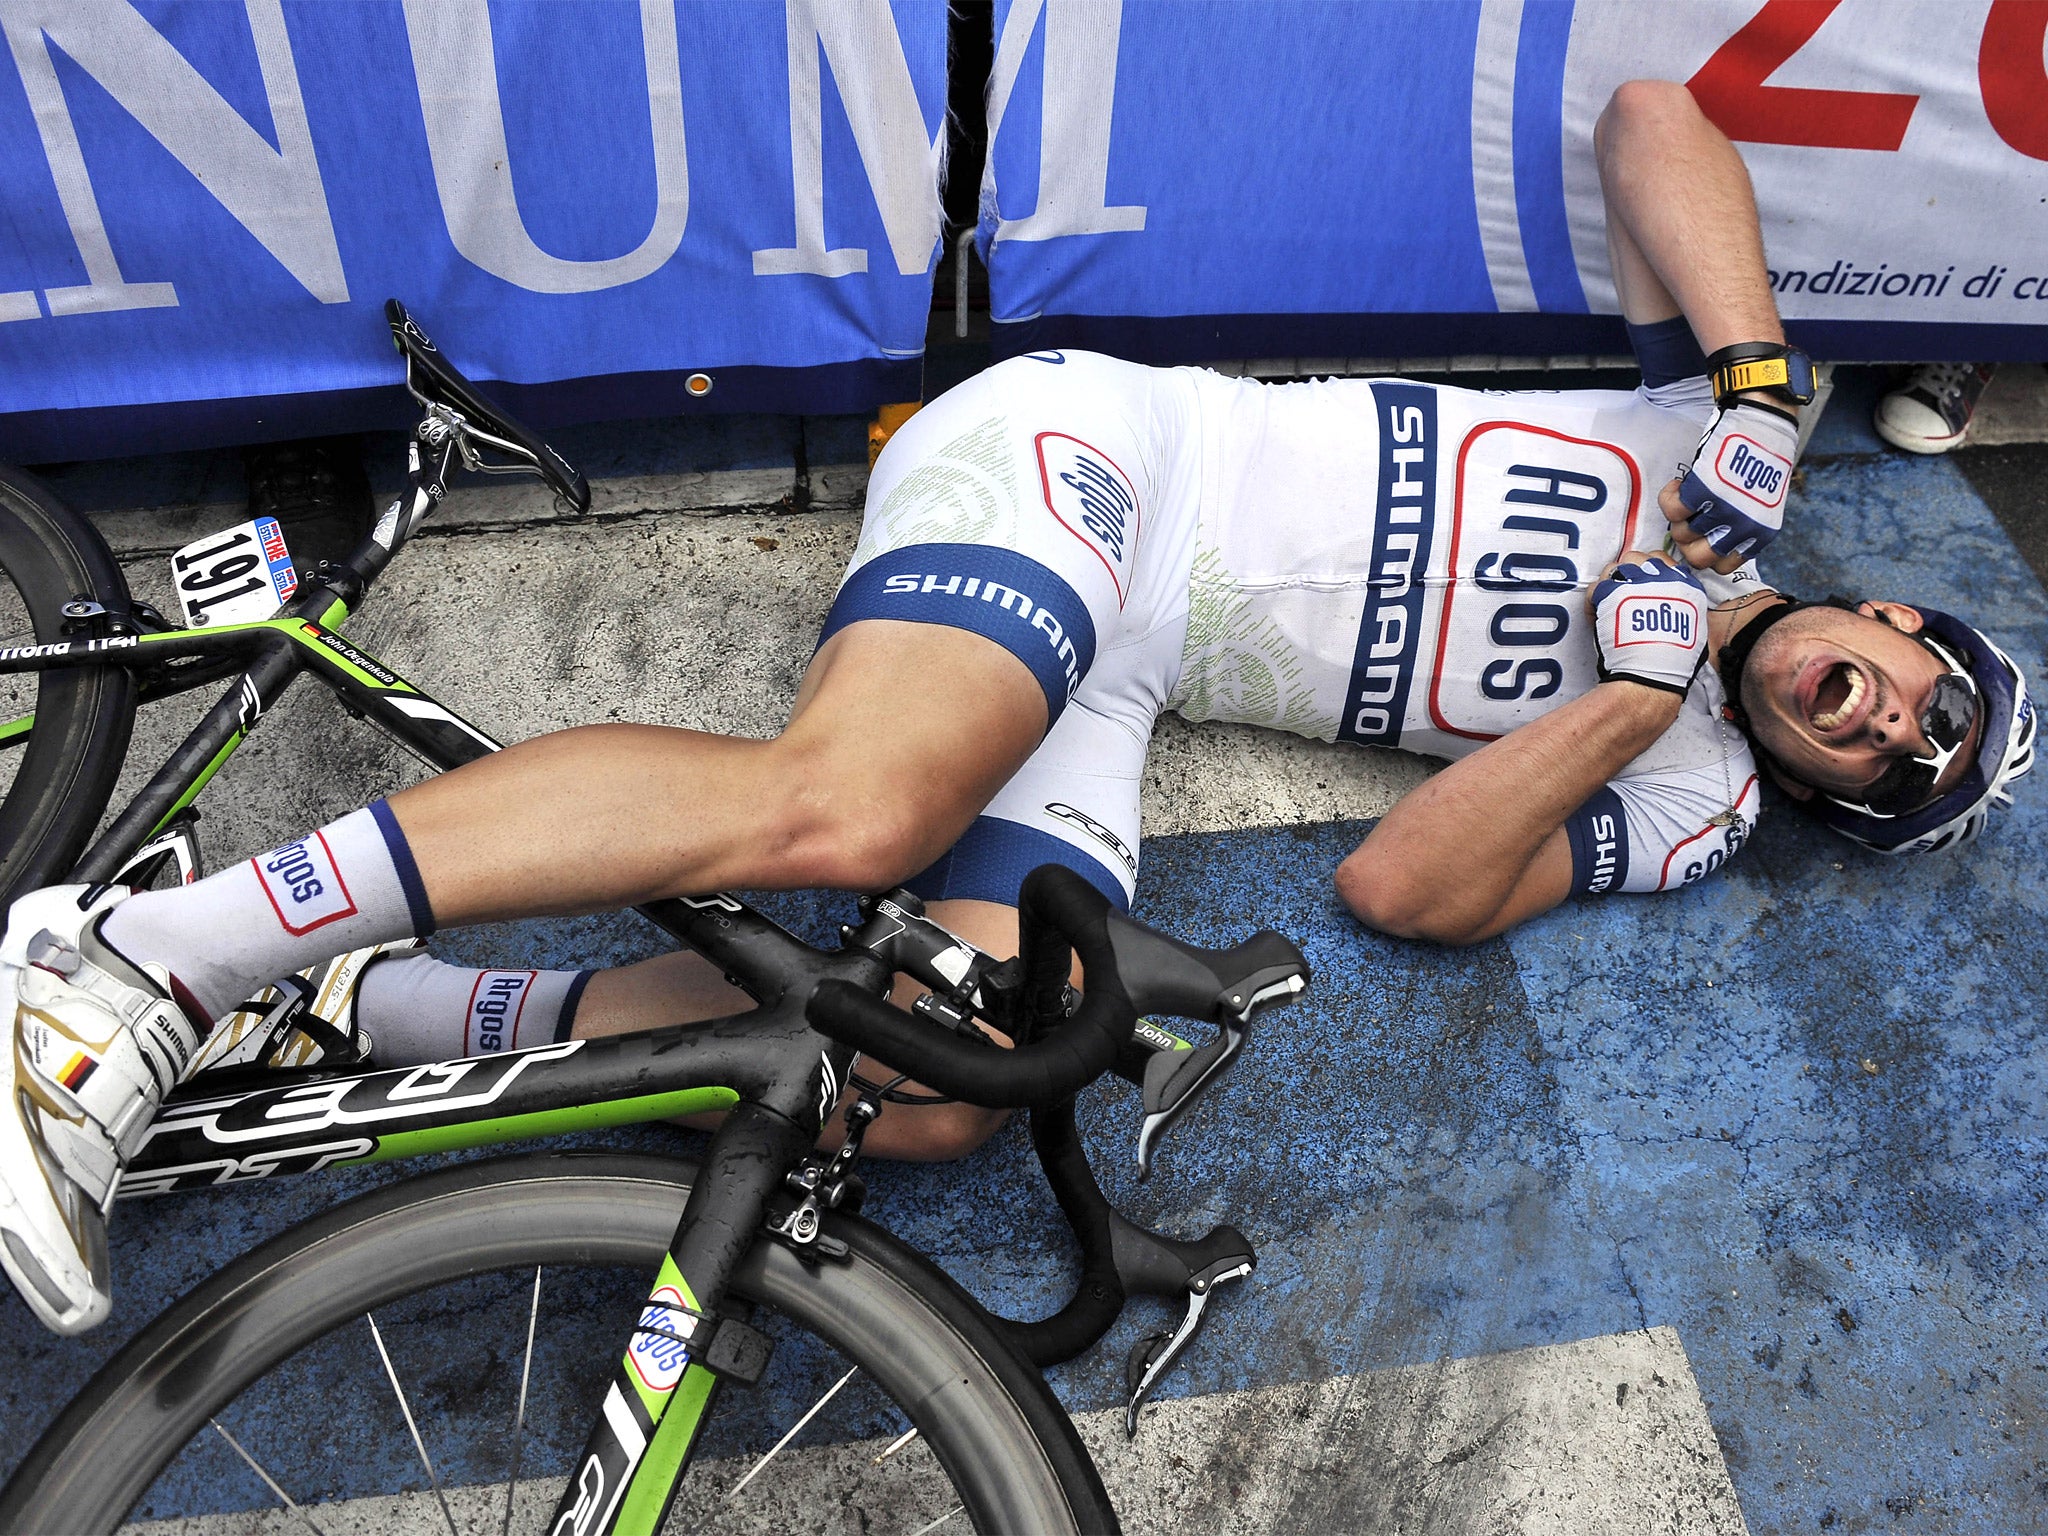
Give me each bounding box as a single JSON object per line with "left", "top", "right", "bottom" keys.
{"left": 0, "top": 304, "right": 1311, "bottom": 1534}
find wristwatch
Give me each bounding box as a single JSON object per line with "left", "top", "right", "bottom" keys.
{"left": 1706, "top": 342, "right": 1817, "bottom": 410}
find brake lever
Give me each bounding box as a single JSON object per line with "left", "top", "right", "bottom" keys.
{"left": 1122, "top": 1252, "right": 1254, "bottom": 1437}
{"left": 1133, "top": 969, "right": 1302, "bottom": 1179}
{"left": 1135, "top": 1021, "right": 1243, "bottom": 1179}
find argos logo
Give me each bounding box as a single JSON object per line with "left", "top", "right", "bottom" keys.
{"left": 627, "top": 1283, "right": 695, "bottom": 1394}
{"left": 1714, "top": 436, "right": 1790, "bottom": 507}
{"left": 466, "top": 970, "right": 536, "bottom": 1053}
{"left": 1036, "top": 432, "right": 1139, "bottom": 604}
{"left": 1613, "top": 594, "right": 1701, "bottom": 648}
{"left": 251, "top": 832, "right": 356, "bottom": 935}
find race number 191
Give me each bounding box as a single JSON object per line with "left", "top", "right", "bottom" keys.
{"left": 171, "top": 516, "right": 299, "bottom": 627}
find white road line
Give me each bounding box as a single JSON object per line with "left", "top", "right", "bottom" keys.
{"left": 120, "top": 1327, "right": 1745, "bottom": 1535}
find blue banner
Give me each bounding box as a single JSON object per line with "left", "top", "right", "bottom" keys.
{"left": 0, "top": 0, "right": 947, "bottom": 460}
{"left": 979, "top": 0, "right": 2048, "bottom": 366}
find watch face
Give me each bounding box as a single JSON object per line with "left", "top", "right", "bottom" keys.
{"left": 1784, "top": 350, "right": 1817, "bottom": 403}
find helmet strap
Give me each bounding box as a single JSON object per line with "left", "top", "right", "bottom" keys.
{"left": 1714, "top": 594, "right": 1809, "bottom": 735}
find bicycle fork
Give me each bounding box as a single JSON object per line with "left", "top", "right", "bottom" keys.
{"left": 549, "top": 1050, "right": 840, "bottom": 1536}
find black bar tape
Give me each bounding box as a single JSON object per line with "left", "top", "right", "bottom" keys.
{"left": 996, "top": 1099, "right": 1127, "bottom": 1367}
{"left": 808, "top": 868, "right": 1138, "bottom": 1107}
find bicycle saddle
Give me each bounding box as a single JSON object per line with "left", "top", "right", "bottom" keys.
{"left": 383, "top": 299, "right": 590, "bottom": 513}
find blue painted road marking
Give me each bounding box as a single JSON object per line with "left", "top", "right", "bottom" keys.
{"left": 0, "top": 432, "right": 2041, "bottom": 1533}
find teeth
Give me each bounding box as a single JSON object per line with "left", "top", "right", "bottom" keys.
{"left": 1812, "top": 666, "right": 1865, "bottom": 731}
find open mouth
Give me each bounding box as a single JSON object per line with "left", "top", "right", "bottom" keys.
{"left": 1809, "top": 662, "right": 1866, "bottom": 732}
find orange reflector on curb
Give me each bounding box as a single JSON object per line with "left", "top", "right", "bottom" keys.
{"left": 869, "top": 401, "right": 921, "bottom": 469}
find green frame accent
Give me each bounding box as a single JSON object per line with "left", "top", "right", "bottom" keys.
{"left": 616, "top": 1366, "right": 718, "bottom": 1534}
{"left": 124, "top": 616, "right": 417, "bottom": 695}
{"left": 342, "top": 1087, "right": 739, "bottom": 1166}
{"left": 617, "top": 1254, "right": 717, "bottom": 1533}
{"left": 149, "top": 729, "right": 244, "bottom": 834}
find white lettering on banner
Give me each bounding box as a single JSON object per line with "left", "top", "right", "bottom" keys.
{"left": 0, "top": 0, "right": 344, "bottom": 314}
{"left": 404, "top": 0, "right": 688, "bottom": 295}
{"left": 985, "top": 0, "right": 1148, "bottom": 245}
{"left": 753, "top": 0, "right": 944, "bottom": 280}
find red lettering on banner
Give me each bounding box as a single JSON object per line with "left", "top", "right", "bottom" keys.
{"left": 1686, "top": 0, "right": 1919, "bottom": 151}
{"left": 1981, "top": 0, "right": 2048, "bottom": 161}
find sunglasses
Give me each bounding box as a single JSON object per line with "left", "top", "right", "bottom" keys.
{"left": 1825, "top": 644, "right": 1980, "bottom": 819}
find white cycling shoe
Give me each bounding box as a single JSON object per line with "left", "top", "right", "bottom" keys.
{"left": 0, "top": 885, "right": 201, "bottom": 1334}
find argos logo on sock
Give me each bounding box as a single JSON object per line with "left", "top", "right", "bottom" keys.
{"left": 252, "top": 832, "right": 357, "bottom": 935}
{"left": 467, "top": 970, "right": 537, "bottom": 1054}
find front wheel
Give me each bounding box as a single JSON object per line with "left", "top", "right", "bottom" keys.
{"left": 0, "top": 1152, "right": 1118, "bottom": 1535}
{"left": 0, "top": 464, "right": 135, "bottom": 905}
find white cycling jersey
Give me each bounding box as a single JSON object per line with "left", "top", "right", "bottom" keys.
{"left": 824, "top": 351, "right": 1760, "bottom": 911}
{"left": 1174, "top": 364, "right": 1760, "bottom": 897}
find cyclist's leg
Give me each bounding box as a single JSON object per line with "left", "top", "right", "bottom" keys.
{"left": 92, "top": 620, "right": 1045, "bottom": 1024}
{"left": 391, "top": 618, "right": 1049, "bottom": 920}
{"left": 95, "top": 352, "right": 1173, "bottom": 1020}
{"left": 570, "top": 896, "right": 1023, "bottom": 1162}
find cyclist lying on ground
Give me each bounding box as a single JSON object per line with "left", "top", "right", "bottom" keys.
{"left": 0, "top": 79, "right": 2033, "bottom": 1334}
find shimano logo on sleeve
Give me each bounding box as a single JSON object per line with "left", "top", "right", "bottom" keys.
{"left": 1714, "top": 436, "right": 1790, "bottom": 507}
{"left": 1585, "top": 811, "right": 1623, "bottom": 891}
{"left": 251, "top": 832, "right": 358, "bottom": 935}
{"left": 819, "top": 544, "right": 1098, "bottom": 726}
{"left": 1566, "top": 786, "right": 1632, "bottom": 895}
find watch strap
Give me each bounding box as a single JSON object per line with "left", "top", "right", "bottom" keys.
{"left": 1705, "top": 342, "right": 1816, "bottom": 409}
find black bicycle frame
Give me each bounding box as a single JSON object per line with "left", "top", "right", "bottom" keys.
{"left": 0, "top": 399, "right": 1254, "bottom": 1533}
{"left": 0, "top": 433, "right": 914, "bottom": 1532}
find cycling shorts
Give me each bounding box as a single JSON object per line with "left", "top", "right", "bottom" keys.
{"left": 818, "top": 351, "right": 1205, "bottom": 909}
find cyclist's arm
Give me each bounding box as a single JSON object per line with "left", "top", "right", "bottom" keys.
{"left": 1596, "top": 80, "right": 1800, "bottom": 576}
{"left": 1593, "top": 79, "right": 1783, "bottom": 349}
{"left": 1334, "top": 682, "right": 1683, "bottom": 945}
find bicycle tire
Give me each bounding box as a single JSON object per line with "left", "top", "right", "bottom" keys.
{"left": 0, "top": 464, "right": 135, "bottom": 906}
{"left": 0, "top": 1151, "right": 1120, "bottom": 1535}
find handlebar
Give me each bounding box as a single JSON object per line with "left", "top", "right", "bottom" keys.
{"left": 810, "top": 863, "right": 1311, "bottom": 1428}
{"left": 807, "top": 866, "right": 1135, "bottom": 1107}
{"left": 806, "top": 864, "right": 1310, "bottom": 1114}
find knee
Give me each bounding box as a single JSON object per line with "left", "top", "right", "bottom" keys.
{"left": 783, "top": 802, "right": 933, "bottom": 893}
{"left": 755, "top": 747, "right": 945, "bottom": 892}
{"left": 904, "top": 1103, "right": 1009, "bottom": 1162}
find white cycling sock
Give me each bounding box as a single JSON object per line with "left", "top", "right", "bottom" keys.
{"left": 355, "top": 952, "right": 593, "bottom": 1066}
{"left": 100, "top": 801, "right": 434, "bottom": 1023}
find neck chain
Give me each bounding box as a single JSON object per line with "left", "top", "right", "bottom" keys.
{"left": 1703, "top": 595, "right": 1783, "bottom": 827}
